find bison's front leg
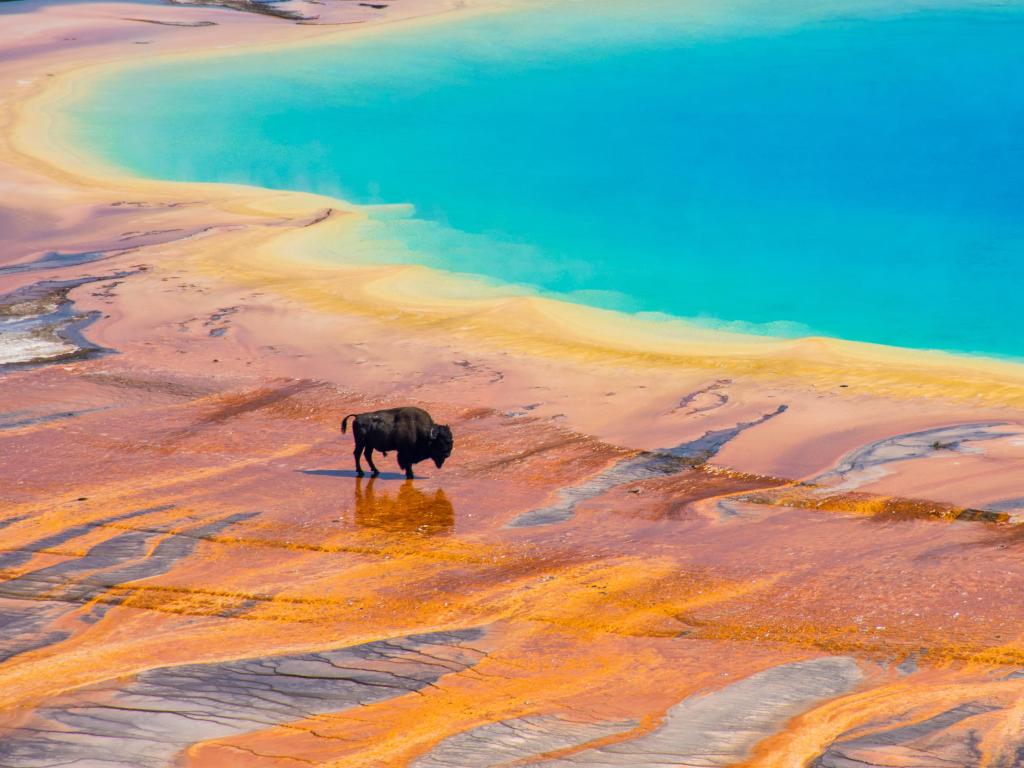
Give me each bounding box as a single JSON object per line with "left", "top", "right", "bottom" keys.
{"left": 397, "top": 451, "right": 415, "bottom": 480}
{"left": 364, "top": 446, "right": 380, "bottom": 477}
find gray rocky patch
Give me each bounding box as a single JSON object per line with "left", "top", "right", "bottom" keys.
{"left": 0, "top": 250, "right": 113, "bottom": 276}
{"left": 811, "top": 702, "right": 998, "bottom": 767}
{"left": 533, "top": 656, "right": 863, "bottom": 767}
{"left": 508, "top": 405, "right": 786, "bottom": 527}
{"left": 809, "top": 423, "right": 1017, "bottom": 494}
{"left": 0, "top": 407, "right": 111, "bottom": 430}
{"left": 412, "top": 714, "right": 638, "bottom": 768}
{"left": 0, "top": 277, "right": 122, "bottom": 369}
{"left": 0, "top": 507, "right": 249, "bottom": 664}
{"left": 0, "top": 629, "right": 486, "bottom": 768}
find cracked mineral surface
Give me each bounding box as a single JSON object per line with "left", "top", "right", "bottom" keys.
{"left": 0, "top": 630, "right": 485, "bottom": 768}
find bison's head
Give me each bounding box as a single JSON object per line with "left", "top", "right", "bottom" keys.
{"left": 429, "top": 424, "right": 454, "bottom": 468}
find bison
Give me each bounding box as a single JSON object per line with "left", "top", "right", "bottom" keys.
{"left": 341, "top": 406, "right": 453, "bottom": 479}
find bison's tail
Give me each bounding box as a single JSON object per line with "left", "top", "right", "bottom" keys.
{"left": 341, "top": 414, "right": 358, "bottom": 434}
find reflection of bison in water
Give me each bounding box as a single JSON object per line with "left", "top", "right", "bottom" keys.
{"left": 342, "top": 406, "right": 453, "bottom": 479}
{"left": 354, "top": 477, "right": 454, "bottom": 536}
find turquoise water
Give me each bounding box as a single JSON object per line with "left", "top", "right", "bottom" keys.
{"left": 71, "top": 1, "right": 1024, "bottom": 358}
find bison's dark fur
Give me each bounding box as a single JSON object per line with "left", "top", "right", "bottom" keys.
{"left": 342, "top": 407, "right": 453, "bottom": 479}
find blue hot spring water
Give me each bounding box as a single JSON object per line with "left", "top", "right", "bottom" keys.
{"left": 69, "top": 0, "right": 1024, "bottom": 359}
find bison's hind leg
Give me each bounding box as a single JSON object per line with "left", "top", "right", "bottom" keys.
{"left": 364, "top": 445, "right": 380, "bottom": 477}
{"left": 354, "top": 439, "right": 365, "bottom": 478}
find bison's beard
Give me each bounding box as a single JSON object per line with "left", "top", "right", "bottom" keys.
{"left": 433, "top": 456, "right": 446, "bottom": 468}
